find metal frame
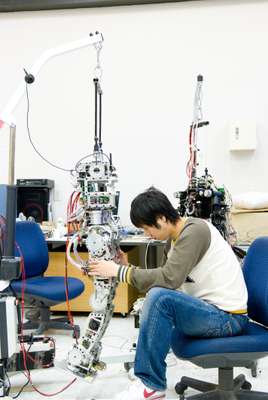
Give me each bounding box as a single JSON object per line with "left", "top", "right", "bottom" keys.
{"left": 0, "top": 0, "right": 198, "bottom": 13}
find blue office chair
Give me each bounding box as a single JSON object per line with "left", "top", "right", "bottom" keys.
{"left": 9, "top": 221, "right": 84, "bottom": 337}
{"left": 171, "top": 236, "right": 268, "bottom": 399}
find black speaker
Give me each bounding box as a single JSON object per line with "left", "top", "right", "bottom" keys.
{"left": 16, "top": 179, "right": 54, "bottom": 223}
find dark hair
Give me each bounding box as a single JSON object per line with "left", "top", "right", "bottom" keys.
{"left": 130, "top": 187, "right": 180, "bottom": 228}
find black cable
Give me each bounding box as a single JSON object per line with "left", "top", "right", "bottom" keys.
{"left": 10, "top": 338, "right": 35, "bottom": 398}
{"left": 25, "top": 83, "right": 73, "bottom": 173}
{"left": 4, "top": 370, "right": 11, "bottom": 396}
{"left": 99, "top": 86, "right": 102, "bottom": 150}
{"left": 11, "top": 373, "right": 30, "bottom": 399}
{"left": 93, "top": 78, "right": 99, "bottom": 152}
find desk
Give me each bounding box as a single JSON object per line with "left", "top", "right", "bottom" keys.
{"left": 45, "top": 236, "right": 165, "bottom": 314}
{"left": 231, "top": 208, "right": 268, "bottom": 245}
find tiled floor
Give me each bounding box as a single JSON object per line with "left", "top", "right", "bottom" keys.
{"left": 6, "top": 314, "right": 268, "bottom": 399}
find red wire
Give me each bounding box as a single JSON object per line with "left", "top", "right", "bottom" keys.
{"left": 65, "top": 191, "right": 82, "bottom": 343}
{"left": 26, "top": 337, "right": 55, "bottom": 368}
{"left": 15, "top": 243, "right": 77, "bottom": 397}
{"left": 67, "top": 191, "right": 81, "bottom": 234}
{"left": 186, "top": 125, "right": 194, "bottom": 181}
{"left": 64, "top": 246, "right": 79, "bottom": 344}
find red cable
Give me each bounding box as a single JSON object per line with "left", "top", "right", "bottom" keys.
{"left": 64, "top": 245, "right": 79, "bottom": 344}
{"left": 186, "top": 125, "right": 194, "bottom": 180}
{"left": 65, "top": 192, "right": 82, "bottom": 343}
{"left": 15, "top": 243, "right": 77, "bottom": 396}
{"left": 67, "top": 191, "right": 81, "bottom": 234}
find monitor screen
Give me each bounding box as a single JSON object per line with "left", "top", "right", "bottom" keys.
{"left": 0, "top": 185, "right": 17, "bottom": 257}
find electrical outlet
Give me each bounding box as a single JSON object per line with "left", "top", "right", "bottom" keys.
{"left": 229, "top": 120, "right": 256, "bottom": 151}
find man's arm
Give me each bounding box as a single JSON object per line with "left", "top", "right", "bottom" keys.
{"left": 160, "top": 239, "right": 171, "bottom": 266}
{"left": 88, "top": 219, "right": 211, "bottom": 293}
{"left": 127, "top": 220, "right": 211, "bottom": 292}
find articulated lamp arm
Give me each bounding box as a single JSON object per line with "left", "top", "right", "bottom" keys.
{"left": 0, "top": 32, "right": 103, "bottom": 128}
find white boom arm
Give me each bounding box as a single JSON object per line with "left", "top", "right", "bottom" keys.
{"left": 0, "top": 32, "right": 103, "bottom": 128}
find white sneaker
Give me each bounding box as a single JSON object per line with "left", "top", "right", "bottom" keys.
{"left": 114, "top": 379, "right": 166, "bottom": 400}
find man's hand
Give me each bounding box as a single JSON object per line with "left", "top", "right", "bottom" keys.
{"left": 88, "top": 259, "right": 120, "bottom": 278}
{"left": 117, "top": 249, "right": 128, "bottom": 265}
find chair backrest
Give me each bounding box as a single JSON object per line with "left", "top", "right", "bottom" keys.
{"left": 243, "top": 236, "right": 268, "bottom": 327}
{"left": 15, "top": 221, "right": 49, "bottom": 278}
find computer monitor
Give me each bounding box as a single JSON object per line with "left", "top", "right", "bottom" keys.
{"left": 0, "top": 185, "right": 17, "bottom": 257}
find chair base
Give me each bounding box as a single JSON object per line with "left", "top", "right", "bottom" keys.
{"left": 183, "top": 389, "right": 268, "bottom": 399}
{"left": 175, "top": 368, "right": 268, "bottom": 400}
{"left": 23, "top": 305, "right": 80, "bottom": 338}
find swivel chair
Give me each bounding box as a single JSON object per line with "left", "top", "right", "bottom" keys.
{"left": 9, "top": 221, "right": 84, "bottom": 337}
{"left": 171, "top": 236, "right": 268, "bottom": 399}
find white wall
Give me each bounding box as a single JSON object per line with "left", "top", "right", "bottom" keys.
{"left": 0, "top": 0, "right": 268, "bottom": 225}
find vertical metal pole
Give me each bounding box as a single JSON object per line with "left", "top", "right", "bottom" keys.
{"left": 6, "top": 124, "right": 17, "bottom": 257}
{"left": 8, "top": 124, "right": 16, "bottom": 185}
{"left": 93, "top": 78, "right": 99, "bottom": 152}
{"left": 99, "top": 88, "right": 102, "bottom": 150}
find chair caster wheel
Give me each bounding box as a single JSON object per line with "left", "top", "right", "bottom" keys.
{"left": 241, "top": 381, "right": 252, "bottom": 390}
{"left": 251, "top": 362, "right": 258, "bottom": 377}
{"left": 175, "top": 382, "right": 188, "bottom": 395}
{"left": 124, "top": 362, "right": 134, "bottom": 372}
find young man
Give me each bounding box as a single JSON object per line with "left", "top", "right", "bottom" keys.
{"left": 88, "top": 187, "right": 248, "bottom": 400}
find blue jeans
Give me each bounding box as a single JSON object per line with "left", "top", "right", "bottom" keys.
{"left": 134, "top": 287, "right": 248, "bottom": 391}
